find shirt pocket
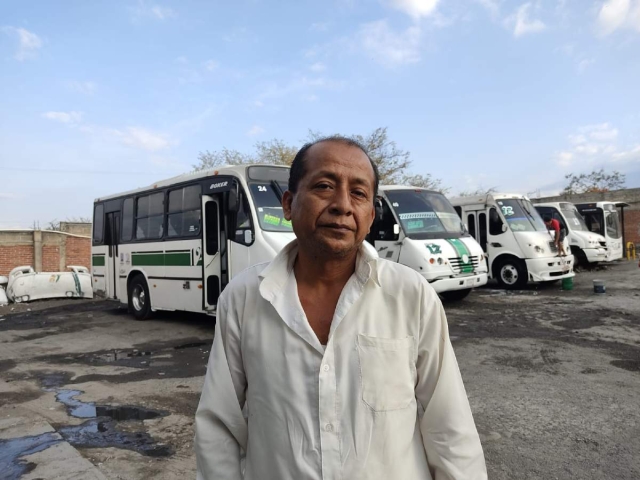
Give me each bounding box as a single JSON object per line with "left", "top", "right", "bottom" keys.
{"left": 357, "top": 334, "right": 415, "bottom": 412}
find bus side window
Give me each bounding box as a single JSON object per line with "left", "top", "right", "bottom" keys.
{"left": 93, "top": 204, "right": 104, "bottom": 245}
{"left": 467, "top": 214, "right": 476, "bottom": 239}
{"left": 478, "top": 212, "right": 487, "bottom": 251}
{"left": 121, "top": 198, "right": 134, "bottom": 242}
{"left": 489, "top": 207, "right": 504, "bottom": 235}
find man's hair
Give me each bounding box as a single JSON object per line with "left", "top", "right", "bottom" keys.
{"left": 288, "top": 135, "right": 380, "bottom": 199}
{"left": 543, "top": 214, "right": 552, "bottom": 222}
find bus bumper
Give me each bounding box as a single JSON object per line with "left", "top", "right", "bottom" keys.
{"left": 583, "top": 248, "right": 607, "bottom": 263}
{"left": 427, "top": 272, "right": 488, "bottom": 293}
{"left": 525, "top": 256, "right": 574, "bottom": 282}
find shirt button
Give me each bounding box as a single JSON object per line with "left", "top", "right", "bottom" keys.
{"left": 323, "top": 364, "right": 330, "bottom": 372}
{"left": 325, "top": 423, "right": 334, "bottom": 432}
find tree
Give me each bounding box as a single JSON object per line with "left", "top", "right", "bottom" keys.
{"left": 192, "top": 127, "right": 447, "bottom": 192}
{"left": 456, "top": 186, "right": 498, "bottom": 197}
{"left": 563, "top": 169, "right": 626, "bottom": 195}
{"left": 46, "top": 217, "right": 92, "bottom": 231}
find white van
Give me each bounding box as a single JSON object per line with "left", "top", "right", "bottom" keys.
{"left": 366, "top": 186, "right": 488, "bottom": 301}
{"left": 534, "top": 202, "right": 607, "bottom": 266}
{"left": 575, "top": 201, "right": 628, "bottom": 261}
{"left": 450, "top": 193, "right": 574, "bottom": 289}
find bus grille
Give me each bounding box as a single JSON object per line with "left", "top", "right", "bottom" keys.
{"left": 599, "top": 241, "right": 607, "bottom": 250}
{"left": 448, "top": 256, "right": 480, "bottom": 274}
{"left": 549, "top": 242, "right": 558, "bottom": 253}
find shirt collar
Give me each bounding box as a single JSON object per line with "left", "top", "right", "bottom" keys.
{"left": 258, "top": 239, "right": 380, "bottom": 302}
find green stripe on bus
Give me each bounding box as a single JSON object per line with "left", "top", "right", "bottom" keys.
{"left": 446, "top": 239, "right": 474, "bottom": 274}
{"left": 92, "top": 255, "right": 106, "bottom": 266}
{"left": 131, "top": 252, "right": 192, "bottom": 267}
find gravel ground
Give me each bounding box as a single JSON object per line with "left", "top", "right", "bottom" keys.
{"left": 0, "top": 260, "right": 638, "bottom": 479}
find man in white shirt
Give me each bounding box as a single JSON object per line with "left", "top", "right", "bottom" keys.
{"left": 195, "top": 137, "right": 487, "bottom": 479}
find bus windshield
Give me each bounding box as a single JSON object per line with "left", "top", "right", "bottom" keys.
{"left": 497, "top": 198, "right": 547, "bottom": 232}
{"left": 248, "top": 181, "right": 292, "bottom": 232}
{"left": 385, "top": 190, "right": 466, "bottom": 239}
{"left": 605, "top": 211, "right": 622, "bottom": 239}
{"left": 560, "top": 205, "right": 589, "bottom": 232}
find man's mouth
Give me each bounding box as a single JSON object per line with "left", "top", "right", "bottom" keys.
{"left": 321, "top": 223, "right": 353, "bottom": 232}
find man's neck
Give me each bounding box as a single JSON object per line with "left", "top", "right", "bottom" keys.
{"left": 293, "top": 247, "right": 357, "bottom": 288}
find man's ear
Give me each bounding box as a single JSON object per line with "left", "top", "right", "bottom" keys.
{"left": 282, "top": 190, "right": 294, "bottom": 220}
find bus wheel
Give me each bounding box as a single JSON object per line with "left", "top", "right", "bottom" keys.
{"left": 495, "top": 258, "right": 527, "bottom": 290}
{"left": 440, "top": 289, "right": 472, "bottom": 302}
{"left": 128, "top": 274, "right": 152, "bottom": 320}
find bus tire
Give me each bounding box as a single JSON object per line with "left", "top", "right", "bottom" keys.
{"left": 128, "top": 274, "right": 152, "bottom": 320}
{"left": 495, "top": 257, "right": 527, "bottom": 290}
{"left": 440, "top": 288, "right": 472, "bottom": 302}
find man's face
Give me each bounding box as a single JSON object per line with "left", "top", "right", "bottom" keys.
{"left": 282, "top": 141, "right": 376, "bottom": 259}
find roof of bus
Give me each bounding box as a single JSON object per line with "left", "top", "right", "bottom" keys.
{"left": 380, "top": 185, "right": 442, "bottom": 194}
{"left": 94, "top": 164, "right": 291, "bottom": 202}
{"left": 448, "top": 193, "right": 531, "bottom": 205}
{"left": 534, "top": 201, "right": 576, "bottom": 208}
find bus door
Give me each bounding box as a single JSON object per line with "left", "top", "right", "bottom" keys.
{"left": 370, "top": 197, "right": 401, "bottom": 262}
{"left": 465, "top": 209, "right": 488, "bottom": 253}
{"left": 202, "top": 195, "right": 222, "bottom": 311}
{"left": 104, "top": 212, "right": 121, "bottom": 299}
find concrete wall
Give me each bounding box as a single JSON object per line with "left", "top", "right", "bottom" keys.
{"left": 0, "top": 230, "right": 91, "bottom": 276}
{"left": 60, "top": 222, "right": 92, "bottom": 236}
{"left": 533, "top": 188, "right": 640, "bottom": 247}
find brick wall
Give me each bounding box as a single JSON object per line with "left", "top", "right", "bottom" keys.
{"left": 0, "top": 230, "right": 91, "bottom": 276}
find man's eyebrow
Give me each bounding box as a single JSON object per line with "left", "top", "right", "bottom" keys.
{"left": 310, "top": 171, "right": 373, "bottom": 187}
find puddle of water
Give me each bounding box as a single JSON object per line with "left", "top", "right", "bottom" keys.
{"left": 56, "top": 390, "right": 96, "bottom": 418}
{"left": 0, "top": 432, "right": 61, "bottom": 480}
{"left": 95, "top": 350, "right": 152, "bottom": 362}
{"left": 174, "top": 342, "right": 208, "bottom": 350}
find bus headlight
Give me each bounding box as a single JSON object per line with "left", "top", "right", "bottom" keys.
{"left": 437, "top": 257, "right": 444, "bottom": 265}
{"left": 534, "top": 245, "right": 545, "bottom": 254}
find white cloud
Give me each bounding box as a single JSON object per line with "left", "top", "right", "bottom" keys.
{"left": 203, "top": 60, "right": 218, "bottom": 71}
{"left": 259, "top": 75, "right": 345, "bottom": 100}
{"left": 254, "top": 100, "right": 264, "bottom": 108}
{"left": 358, "top": 20, "right": 422, "bottom": 67}
{"left": 130, "top": 1, "right": 175, "bottom": 22}
{"left": 2, "top": 27, "right": 42, "bottom": 61}
{"left": 506, "top": 3, "right": 546, "bottom": 37}
{"left": 175, "top": 56, "right": 188, "bottom": 64}
{"left": 578, "top": 58, "right": 596, "bottom": 73}
{"left": 386, "top": 0, "right": 440, "bottom": 19}
{"left": 309, "top": 62, "right": 326, "bottom": 72}
{"left": 111, "top": 127, "right": 172, "bottom": 151}
{"left": 66, "top": 81, "right": 97, "bottom": 95}
{"left": 42, "top": 111, "right": 83, "bottom": 124}
{"left": 246, "top": 125, "right": 265, "bottom": 136}
{"left": 582, "top": 122, "right": 618, "bottom": 141}
{"left": 555, "top": 122, "right": 628, "bottom": 167}
{"left": 597, "top": 0, "right": 640, "bottom": 35}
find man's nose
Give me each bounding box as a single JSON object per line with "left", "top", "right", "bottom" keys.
{"left": 329, "top": 186, "right": 353, "bottom": 215}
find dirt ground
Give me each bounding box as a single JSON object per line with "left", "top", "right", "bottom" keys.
{"left": 1, "top": 260, "right": 639, "bottom": 479}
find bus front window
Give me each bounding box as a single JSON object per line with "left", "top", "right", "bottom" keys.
{"left": 560, "top": 206, "right": 589, "bottom": 232}
{"left": 248, "top": 182, "right": 293, "bottom": 232}
{"left": 497, "top": 198, "right": 547, "bottom": 232}
{"left": 385, "top": 190, "right": 466, "bottom": 239}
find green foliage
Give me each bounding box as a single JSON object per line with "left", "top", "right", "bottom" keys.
{"left": 562, "top": 169, "right": 625, "bottom": 194}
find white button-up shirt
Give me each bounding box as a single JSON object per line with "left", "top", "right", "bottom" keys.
{"left": 195, "top": 240, "right": 487, "bottom": 480}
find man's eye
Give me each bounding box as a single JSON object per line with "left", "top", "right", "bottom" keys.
{"left": 353, "top": 190, "right": 367, "bottom": 198}
{"left": 316, "top": 183, "right": 330, "bottom": 189}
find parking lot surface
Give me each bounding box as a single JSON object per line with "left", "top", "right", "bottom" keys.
{"left": 1, "top": 261, "right": 639, "bottom": 479}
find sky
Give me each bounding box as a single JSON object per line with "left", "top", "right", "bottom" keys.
{"left": 1, "top": 0, "right": 640, "bottom": 228}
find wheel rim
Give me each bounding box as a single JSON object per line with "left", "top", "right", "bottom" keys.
{"left": 132, "top": 285, "right": 145, "bottom": 311}
{"left": 500, "top": 264, "right": 518, "bottom": 285}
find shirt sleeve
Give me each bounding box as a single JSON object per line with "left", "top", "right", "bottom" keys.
{"left": 415, "top": 284, "right": 488, "bottom": 480}
{"left": 195, "top": 293, "right": 248, "bottom": 480}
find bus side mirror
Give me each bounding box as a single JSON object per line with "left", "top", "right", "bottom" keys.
{"left": 393, "top": 224, "right": 400, "bottom": 235}
{"left": 502, "top": 223, "right": 508, "bottom": 233}
{"left": 375, "top": 201, "right": 383, "bottom": 221}
{"left": 244, "top": 230, "right": 253, "bottom": 245}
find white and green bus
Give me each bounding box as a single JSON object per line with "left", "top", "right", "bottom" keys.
{"left": 91, "top": 165, "right": 293, "bottom": 319}
{"left": 366, "top": 186, "right": 488, "bottom": 301}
